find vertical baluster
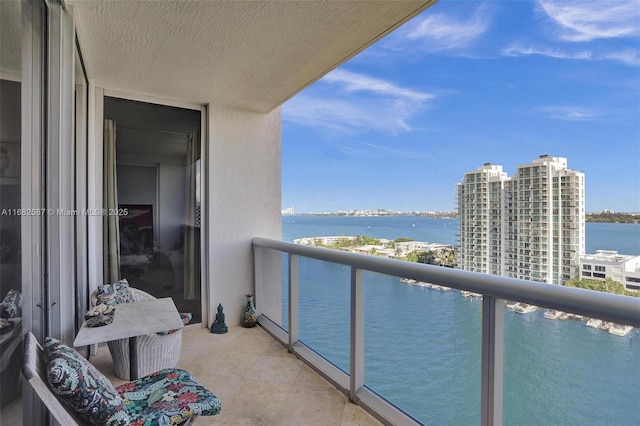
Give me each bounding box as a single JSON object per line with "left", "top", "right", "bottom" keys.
{"left": 350, "top": 267, "right": 364, "bottom": 401}
{"left": 481, "top": 296, "right": 504, "bottom": 426}
{"left": 253, "top": 245, "right": 263, "bottom": 315}
{"left": 289, "top": 254, "right": 299, "bottom": 350}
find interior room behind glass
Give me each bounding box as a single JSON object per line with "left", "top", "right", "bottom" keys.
{"left": 0, "top": 0, "right": 23, "bottom": 412}
{"left": 103, "top": 97, "right": 202, "bottom": 323}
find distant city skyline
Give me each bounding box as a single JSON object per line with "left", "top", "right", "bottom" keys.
{"left": 281, "top": 0, "right": 640, "bottom": 214}
{"left": 281, "top": 207, "right": 457, "bottom": 215}
{"left": 282, "top": 207, "right": 640, "bottom": 215}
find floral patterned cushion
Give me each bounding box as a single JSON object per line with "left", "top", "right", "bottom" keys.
{"left": 116, "top": 368, "right": 221, "bottom": 426}
{"left": 44, "top": 337, "right": 131, "bottom": 426}
{"left": 156, "top": 312, "right": 192, "bottom": 336}
{"left": 98, "top": 279, "right": 134, "bottom": 306}
{"left": 0, "top": 289, "right": 22, "bottom": 318}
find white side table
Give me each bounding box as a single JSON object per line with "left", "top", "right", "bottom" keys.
{"left": 74, "top": 298, "right": 183, "bottom": 380}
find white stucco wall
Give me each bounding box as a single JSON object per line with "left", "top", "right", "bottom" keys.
{"left": 208, "top": 104, "right": 282, "bottom": 327}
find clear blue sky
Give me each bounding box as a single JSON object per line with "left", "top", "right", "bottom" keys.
{"left": 282, "top": 0, "right": 640, "bottom": 213}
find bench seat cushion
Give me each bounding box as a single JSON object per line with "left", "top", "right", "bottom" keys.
{"left": 116, "top": 368, "right": 221, "bottom": 426}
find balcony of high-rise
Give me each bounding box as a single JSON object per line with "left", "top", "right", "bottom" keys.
{"left": 244, "top": 238, "right": 639, "bottom": 425}
{"left": 3, "top": 1, "right": 638, "bottom": 425}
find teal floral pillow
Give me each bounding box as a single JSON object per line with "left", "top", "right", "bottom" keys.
{"left": 44, "top": 337, "right": 131, "bottom": 426}
{"left": 0, "top": 289, "right": 22, "bottom": 318}
{"left": 97, "top": 279, "right": 134, "bottom": 306}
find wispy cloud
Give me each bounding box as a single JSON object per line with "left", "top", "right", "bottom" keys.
{"left": 599, "top": 49, "right": 640, "bottom": 66}
{"left": 324, "top": 141, "right": 435, "bottom": 160}
{"left": 283, "top": 69, "right": 433, "bottom": 134}
{"left": 322, "top": 69, "right": 432, "bottom": 102}
{"left": 502, "top": 43, "right": 640, "bottom": 66}
{"left": 361, "top": 142, "right": 435, "bottom": 160}
{"left": 385, "top": 4, "right": 491, "bottom": 53}
{"left": 538, "top": 106, "right": 598, "bottom": 121}
{"left": 537, "top": 0, "right": 640, "bottom": 42}
{"left": 502, "top": 44, "right": 592, "bottom": 60}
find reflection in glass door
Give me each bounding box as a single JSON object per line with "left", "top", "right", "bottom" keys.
{"left": 74, "top": 39, "right": 89, "bottom": 337}
{"left": 0, "top": 0, "right": 24, "bottom": 418}
{"left": 103, "top": 97, "right": 202, "bottom": 323}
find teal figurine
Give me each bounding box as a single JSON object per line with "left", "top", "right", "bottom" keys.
{"left": 210, "top": 303, "right": 228, "bottom": 334}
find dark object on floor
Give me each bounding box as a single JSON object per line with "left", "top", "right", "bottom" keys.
{"left": 210, "top": 303, "right": 228, "bottom": 334}
{"left": 240, "top": 294, "right": 257, "bottom": 328}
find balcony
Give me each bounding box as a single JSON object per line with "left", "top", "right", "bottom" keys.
{"left": 1, "top": 325, "right": 382, "bottom": 426}
{"left": 4, "top": 238, "right": 638, "bottom": 425}
{"left": 253, "top": 237, "right": 640, "bottom": 426}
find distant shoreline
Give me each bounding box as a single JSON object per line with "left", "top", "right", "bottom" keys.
{"left": 585, "top": 212, "right": 640, "bottom": 224}
{"left": 283, "top": 212, "right": 639, "bottom": 223}
{"left": 285, "top": 212, "right": 457, "bottom": 219}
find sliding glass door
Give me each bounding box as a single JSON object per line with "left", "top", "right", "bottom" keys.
{"left": 1, "top": 1, "right": 51, "bottom": 424}
{"left": 0, "top": 1, "right": 27, "bottom": 413}
{"left": 103, "top": 97, "right": 203, "bottom": 324}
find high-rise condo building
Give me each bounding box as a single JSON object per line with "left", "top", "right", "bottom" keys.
{"left": 456, "top": 155, "right": 585, "bottom": 284}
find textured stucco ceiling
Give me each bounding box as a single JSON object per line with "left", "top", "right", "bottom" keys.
{"left": 0, "top": 1, "right": 22, "bottom": 77}
{"left": 69, "top": 0, "right": 435, "bottom": 112}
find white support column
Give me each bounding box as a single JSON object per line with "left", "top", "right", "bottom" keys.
{"left": 481, "top": 296, "right": 504, "bottom": 426}
{"left": 73, "top": 34, "right": 90, "bottom": 342}
{"left": 199, "top": 105, "right": 209, "bottom": 327}
{"left": 87, "top": 84, "right": 103, "bottom": 303}
{"left": 350, "top": 267, "right": 364, "bottom": 402}
{"left": 46, "top": 0, "right": 76, "bottom": 345}
{"left": 288, "top": 254, "right": 299, "bottom": 349}
{"left": 253, "top": 245, "right": 263, "bottom": 318}
{"left": 21, "top": 1, "right": 48, "bottom": 424}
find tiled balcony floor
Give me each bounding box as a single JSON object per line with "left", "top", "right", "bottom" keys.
{"left": 94, "top": 325, "right": 382, "bottom": 426}
{"left": 1, "top": 325, "right": 381, "bottom": 425}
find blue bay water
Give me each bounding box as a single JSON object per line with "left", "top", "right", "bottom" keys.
{"left": 280, "top": 215, "right": 640, "bottom": 426}
{"left": 282, "top": 215, "right": 640, "bottom": 254}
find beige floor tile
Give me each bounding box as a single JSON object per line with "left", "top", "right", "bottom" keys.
{"left": 222, "top": 329, "right": 276, "bottom": 355}
{"left": 272, "top": 384, "right": 346, "bottom": 426}
{"left": 264, "top": 340, "right": 296, "bottom": 358}
{"left": 196, "top": 412, "right": 271, "bottom": 425}
{"left": 247, "top": 355, "right": 303, "bottom": 384}
{"left": 181, "top": 348, "right": 260, "bottom": 379}
{"left": 183, "top": 327, "right": 241, "bottom": 352}
{"left": 222, "top": 378, "right": 292, "bottom": 424}
{"left": 341, "top": 401, "right": 384, "bottom": 426}
{"left": 191, "top": 369, "right": 245, "bottom": 405}
{"left": 293, "top": 363, "right": 335, "bottom": 389}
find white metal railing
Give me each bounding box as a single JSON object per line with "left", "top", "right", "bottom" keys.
{"left": 252, "top": 237, "right": 640, "bottom": 426}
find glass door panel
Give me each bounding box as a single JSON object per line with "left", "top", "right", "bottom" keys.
{"left": 104, "top": 97, "right": 203, "bottom": 323}
{"left": 0, "top": 0, "right": 24, "bottom": 416}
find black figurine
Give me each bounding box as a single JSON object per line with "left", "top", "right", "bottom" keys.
{"left": 210, "top": 303, "right": 228, "bottom": 334}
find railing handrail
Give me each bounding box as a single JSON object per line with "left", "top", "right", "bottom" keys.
{"left": 252, "top": 237, "right": 640, "bottom": 327}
